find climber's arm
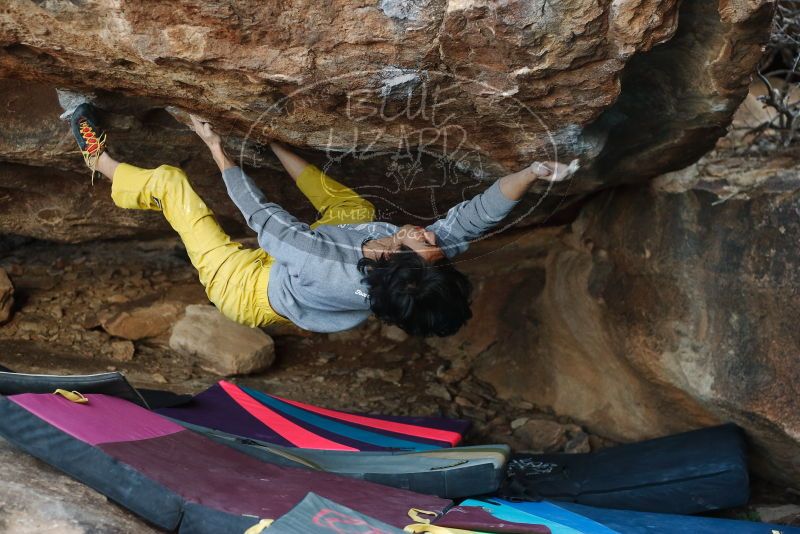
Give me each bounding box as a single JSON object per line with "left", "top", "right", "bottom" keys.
{"left": 496, "top": 164, "right": 543, "bottom": 200}
{"left": 221, "top": 166, "right": 319, "bottom": 267}
{"left": 192, "top": 120, "right": 319, "bottom": 267}
{"left": 426, "top": 179, "right": 519, "bottom": 259}
{"left": 427, "top": 161, "right": 573, "bottom": 258}
{"left": 270, "top": 141, "right": 313, "bottom": 182}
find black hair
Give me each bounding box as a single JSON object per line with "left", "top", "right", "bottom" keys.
{"left": 357, "top": 246, "right": 472, "bottom": 337}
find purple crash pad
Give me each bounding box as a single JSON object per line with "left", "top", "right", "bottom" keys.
{"left": 7, "top": 393, "right": 451, "bottom": 528}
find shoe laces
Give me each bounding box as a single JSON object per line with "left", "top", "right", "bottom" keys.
{"left": 78, "top": 119, "right": 106, "bottom": 185}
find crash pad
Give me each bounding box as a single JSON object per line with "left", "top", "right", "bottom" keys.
{"left": 502, "top": 423, "right": 749, "bottom": 514}
{"left": 0, "top": 392, "right": 450, "bottom": 533}
{"left": 157, "top": 380, "right": 469, "bottom": 451}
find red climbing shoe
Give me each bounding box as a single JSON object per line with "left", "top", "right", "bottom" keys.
{"left": 70, "top": 103, "right": 107, "bottom": 183}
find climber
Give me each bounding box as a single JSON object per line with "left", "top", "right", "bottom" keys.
{"left": 69, "top": 103, "right": 575, "bottom": 336}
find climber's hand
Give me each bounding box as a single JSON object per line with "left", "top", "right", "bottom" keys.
{"left": 189, "top": 114, "right": 222, "bottom": 148}
{"left": 528, "top": 160, "right": 578, "bottom": 182}
{"left": 188, "top": 114, "right": 235, "bottom": 172}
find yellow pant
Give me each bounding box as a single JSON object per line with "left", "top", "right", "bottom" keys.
{"left": 111, "top": 162, "right": 374, "bottom": 328}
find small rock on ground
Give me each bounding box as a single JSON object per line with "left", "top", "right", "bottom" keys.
{"left": 564, "top": 430, "right": 591, "bottom": 453}
{"left": 511, "top": 417, "right": 529, "bottom": 430}
{"left": 107, "top": 340, "right": 135, "bottom": 362}
{"left": 356, "top": 367, "right": 404, "bottom": 385}
{"left": 381, "top": 324, "right": 409, "bottom": 343}
{"left": 99, "top": 297, "right": 185, "bottom": 340}
{"left": 513, "top": 418, "right": 568, "bottom": 453}
{"left": 169, "top": 305, "right": 275, "bottom": 376}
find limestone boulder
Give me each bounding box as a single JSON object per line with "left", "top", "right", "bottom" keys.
{"left": 464, "top": 149, "right": 800, "bottom": 485}
{"left": 0, "top": 0, "right": 775, "bottom": 241}
{"left": 0, "top": 0, "right": 685, "bottom": 168}
{"left": 169, "top": 305, "right": 275, "bottom": 375}
{"left": 577, "top": 164, "right": 800, "bottom": 485}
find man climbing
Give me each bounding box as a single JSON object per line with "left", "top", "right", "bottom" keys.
{"left": 69, "top": 103, "right": 574, "bottom": 336}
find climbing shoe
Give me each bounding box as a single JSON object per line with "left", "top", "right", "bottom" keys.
{"left": 70, "top": 103, "right": 107, "bottom": 183}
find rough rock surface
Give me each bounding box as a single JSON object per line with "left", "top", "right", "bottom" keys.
{"left": 0, "top": 438, "right": 158, "bottom": 533}
{"left": 755, "top": 504, "right": 800, "bottom": 525}
{"left": 0, "top": 0, "right": 774, "bottom": 241}
{"left": 454, "top": 145, "right": 800, "bottom": 485}
{"left": 170, "top": 304, "right": 275, "bottom": 375}
{"left": 0, "top": 0, "right": 685, "bottom": 166}
{"left": 0, "top": 267, "right": 13, "bottom": 324}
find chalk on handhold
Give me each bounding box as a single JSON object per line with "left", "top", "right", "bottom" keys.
{"left": 549, "top": 158, "right": 580, "bottom": 182}
{"left": 57, "top": 89, "right": 95, "bottom": 121}
{"left": 539, "top": 158, "right": 581, "bottom": 183}
{"left": 165, "top": 106, "right": 215, "bottom": 133}
{"left": 565, "top": 158, "right": 581, "bottom": 176}
{"left": 165, "top": 106, "right": 193, "bottom": 126}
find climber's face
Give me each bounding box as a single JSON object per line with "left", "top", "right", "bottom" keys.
{"left": 393, "top": 225, "right": 445, "bottom": 263}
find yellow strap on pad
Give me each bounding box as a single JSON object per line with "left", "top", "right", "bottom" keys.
{"left": 403, "top": 509, "right": 477, "bottom": 533}
{"left": 52, "top": 389, "right": 89, "bottom": 404}
{"left": 404, "top": 524, "right": 477, "bottom": 533}
{"left": 243, "top": 518, "right": 274, "bottom": 534}
{"left": 408, "top": 508, "right": 437, "bottom": 524}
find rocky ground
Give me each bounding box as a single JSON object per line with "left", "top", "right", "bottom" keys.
{"left": 0, "top": 235, "right": 603, "bottom": 453}
{"left": 0, "top": 233, "right": 799, "bottom": 530}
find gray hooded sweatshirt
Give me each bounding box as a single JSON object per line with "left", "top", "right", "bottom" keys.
{"left": 222, "top": 166, "right": 519, "bottom": 333}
